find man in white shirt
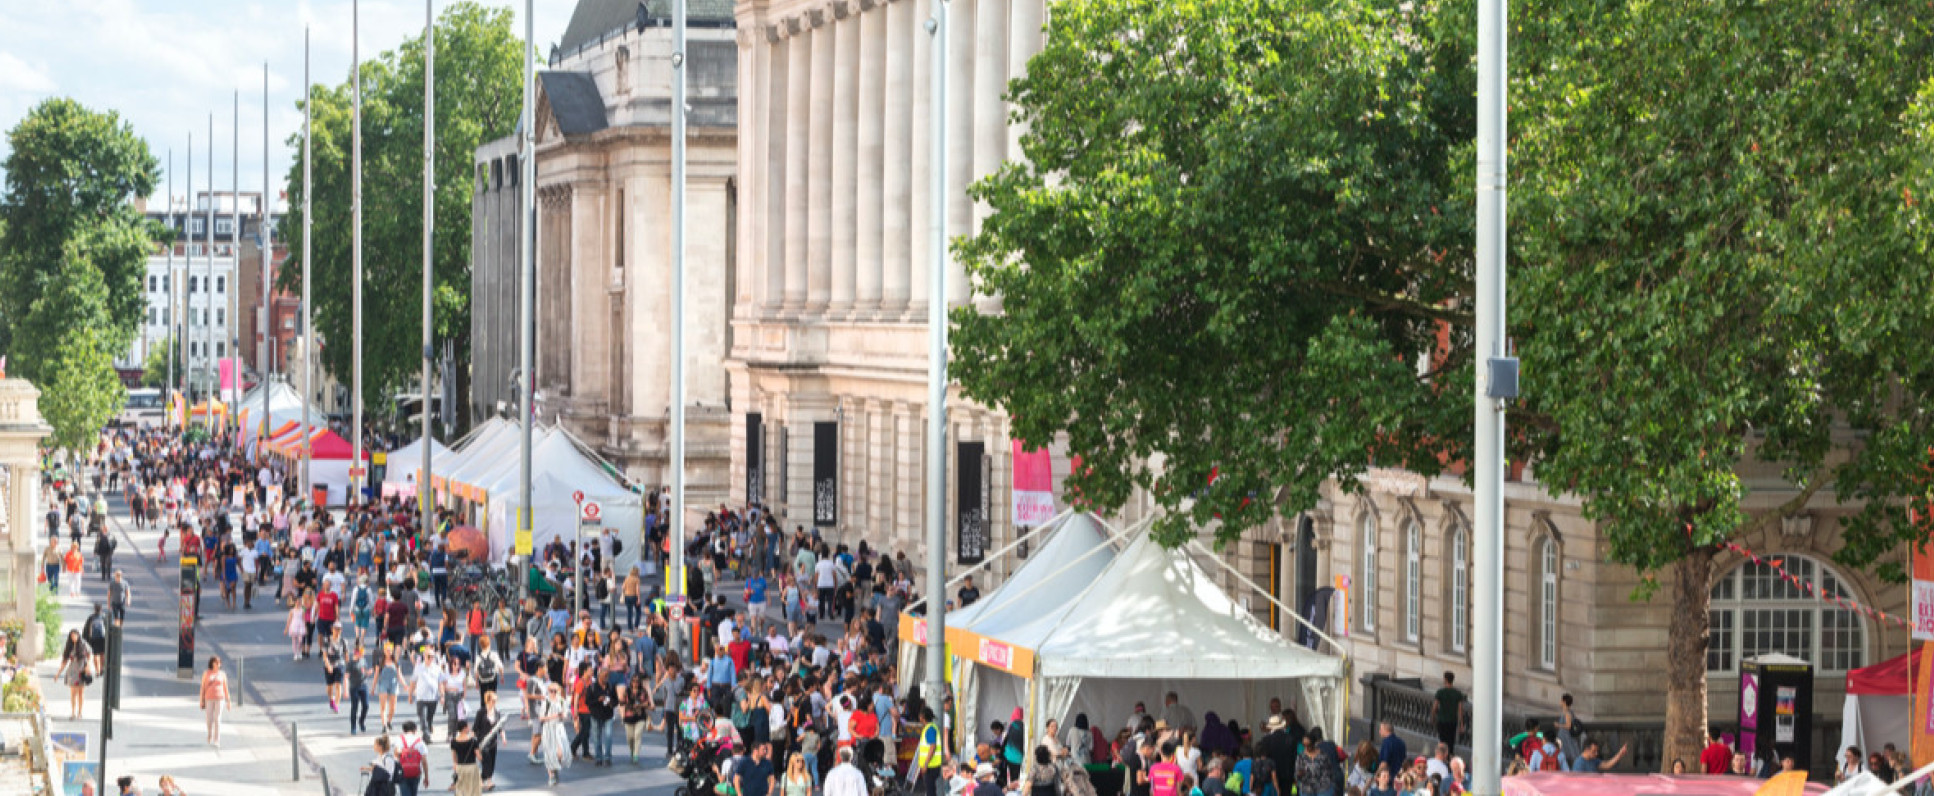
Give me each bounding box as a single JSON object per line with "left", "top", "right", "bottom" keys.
{"left": 824, "top": 747, "right": 868, "bottom": 796}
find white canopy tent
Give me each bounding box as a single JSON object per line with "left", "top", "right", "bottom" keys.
{"left": 381, "top": 435, "right": 454, "bottom": 498}
{"left": 433, "top": 421, "right": 528, "bottom": 503}
{"left": 478, "top": 430, "right": 643, "bottom": 567}
{"left": 904, "top": 513, "right": 1348, "bottom": 759}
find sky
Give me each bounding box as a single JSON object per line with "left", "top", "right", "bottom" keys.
{"left": 0, "top": 0, "right": 579, "bottom": 210}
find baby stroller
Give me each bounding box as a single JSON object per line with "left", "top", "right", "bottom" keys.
{"left": 672, "top": 738, "right": 725, "bottom": 796}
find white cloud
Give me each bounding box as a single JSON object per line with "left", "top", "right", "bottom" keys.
{"left": 0, "top": 0, "right": 581, "bottom": 205}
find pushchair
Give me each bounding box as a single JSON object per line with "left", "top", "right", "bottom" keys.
{"left": 671, "top": 737, "right": 725, "bottom": 796}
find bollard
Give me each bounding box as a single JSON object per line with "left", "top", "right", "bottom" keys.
{"left": 291, "top": 722, "right": 301, "bottom": 782}
{"left": 319, "top": 767, "right": 331, "bottom": 795}
{"left": 235, "top": 657, "right": 244, "bottom": 706}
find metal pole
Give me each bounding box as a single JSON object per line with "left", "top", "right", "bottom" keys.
{"left": 352, "top": 0, "right": 365, "bottom": 505}
{"left": 184, "top": 133, "right": 192, "bottom": 412}
{"left": 422, "top": 0, "right": 436, "bottom": 540}
{"left": 670, "top": 0, "right": 688, "bottom": 620}
{"left": 923, "top": 0, "right": 949, "bottom": 709}
{"left": 167, "top": 147, "right": 175, "bottom": 406}
{"left": 518, "top": 0, "right": 535, "bottom": 613}
{"left": 206, "top": 114, "right": 213, "bottom": 406}
{"left": 262, "top": 63, "right": 271, "bottom": 452}
{"left": 291, "top": 722, "right": 301, "bottom": 781}
{"left": 302, "top": 28, "right": 314, "bottom": 502}
{"left": 1471, "top": 0, "right": 1508, "bottom": 786}
{"left": 233, "top": 89, "right": 241, "bottom": 435}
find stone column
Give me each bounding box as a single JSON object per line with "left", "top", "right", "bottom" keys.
{"left": 970, "top": 0, "right": 1011, "bottom": 315}
{"left": 881, "top": 0, "right": 914, "bottom": 316}
{"left": 830, "top": 3, "right": 861, "bottom": 316}
{"left": 945, "top": 0, "right": 977, "bottom": 308}
{"left": 855, "top": 3, "right": 887, "bottom": 316}
{"left": 765, "top": 29, "right": 791, "bottom": 313}
{"left": 907, "top": 0, "right": 933, "bottom": 317}
{"left": 807, "top": 16, "right": 836, "bottom": 313}
{"left": 1006, "top": 0, "right": 1043, "bottom": 154}
{"left": 737, "top": 27, "right": 765, "bottom": 312}
{"left": 784, "top": 26, "right": 812, "bottom": 311}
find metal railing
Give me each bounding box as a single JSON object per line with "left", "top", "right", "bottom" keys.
{"left": 1360, "top": 674, "right": 1843, "bottom": 778}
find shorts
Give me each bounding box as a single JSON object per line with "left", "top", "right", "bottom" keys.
{"left": 317, "top": 618, "right": 336, "bottom": 638}
{"left": 325, "top": 670, "right": 344, "bottom": 686}
{"left": 748, "top": 601, "right": 766, "bottom": 616}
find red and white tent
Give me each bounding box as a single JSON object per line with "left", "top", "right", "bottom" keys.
{"left": 1839, "top": 646, "right": 1925, "bottom": 761}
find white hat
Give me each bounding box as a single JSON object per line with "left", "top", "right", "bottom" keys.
{"left": 975, "top": 763, "right": 996, "bottom": 779}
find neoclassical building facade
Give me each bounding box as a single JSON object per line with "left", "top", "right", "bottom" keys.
{"left": 725, "top": 0, "right": 1055, "bottom": 552}
{"left": 473, "top": 0, "right": 741, "bottom": 505}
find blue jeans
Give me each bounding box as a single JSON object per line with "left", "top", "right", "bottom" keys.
{"left": 398, "top": 778, "right": 420, "bottom": 796}
{"left": 593, "top": 717, "right": 614, "bottom": 762}
{"left": 625, "top": 596, "right": 641, "bottom": 629}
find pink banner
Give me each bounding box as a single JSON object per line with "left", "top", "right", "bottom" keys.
{"left": 219, "top": 359, "right": 235, "bottom": 391}
{"left": 1012, "top": 440, "right": 1055, "bottom": 526}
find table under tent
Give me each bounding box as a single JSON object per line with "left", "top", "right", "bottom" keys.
{"left": 898, "top": 511, "right": 1349, "bottom": 760}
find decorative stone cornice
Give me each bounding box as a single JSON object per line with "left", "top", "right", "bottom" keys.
{"left": 538, "top": 184, "right": 574, "bottom": 208}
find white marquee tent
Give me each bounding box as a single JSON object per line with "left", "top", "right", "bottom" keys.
{"left": 903, "top": 512, "right": 1348, "bottom": 757}
{"left": 381, "top": 435, "right": 454, "bottom": 497}
{"left": 475, "top": 430, "right": 642, "bottom": 566}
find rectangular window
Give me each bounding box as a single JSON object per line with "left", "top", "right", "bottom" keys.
{"left": 216, "top": 308, "right": 225, "bottom": 326}
{"left": 1451, "top": 531, "right": 1468, "bottom": 653}
{"left": 216, "top": 342, "right": 225, "bottom": 357}
{"left": 148, "top": 275, "right": 157, "bottom": 292}
{"left": 615, "top": 189, "right": 626, "bottom": 272}
{"left": 1359, "top": 516, "right": 1378, "bottom": 633}
{"left": 189, "top": 276, "right": 198, "bottom": 294}
{"left": 1741, "top": 608, "right": 1813, "bottom": 663}
{"left": 1708, "top": 609, "right": 1735, "bottom": 672}
{"left": 1539, "top": 540, "right": 1559, "bottom": 670}
{"left": 1404, "top": 523, "right": 1421, "bottom": 642}
{"left": 216, "top": 276, "right": 225, "bottom": 293}
{"left": 1820, "top": 610, "right": 1865, "bottom": 671}
{"left": 161, "top": 308, "right": 169, "bottom": 326}
{"left": 215, "top": 218, "right": 233, "bottom": 236}
{"left": 164, "top": 275, "right": 171, "bottom": 293}
{"left": 191, "top": 218, "right": 206, "bottom": 236}
{"left": 147, "top": 307, "right": 155, "bottom": 325}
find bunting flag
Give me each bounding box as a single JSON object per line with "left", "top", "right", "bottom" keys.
{"left": 1718, "top": 537, "right": 1912, "bottom": 630}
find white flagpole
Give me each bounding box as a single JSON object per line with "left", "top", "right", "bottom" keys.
{"left": 422, "top": 0, "right": 437, "bottom": 538}
{"left": 302, "top": 28, "right": 314, "bottom": 501}
{"left": 352, "top": 0, "right": 365, "bottom": 505}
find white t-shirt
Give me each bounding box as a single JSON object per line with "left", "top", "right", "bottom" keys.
{"left": 815, "top": 559, "right": 839, "bottom": 589}
{"left": 240, "top": 548, "right": 260, "bottom": 575}
{"left": 323, "top": 570, "right": 347, "bottom": 598}
{"left": 719, "top": 618, "right": 737, "bottom": 644}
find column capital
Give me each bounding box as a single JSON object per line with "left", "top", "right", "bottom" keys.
{"left": 832, "top": 0, "right": 854, "bottom": 20}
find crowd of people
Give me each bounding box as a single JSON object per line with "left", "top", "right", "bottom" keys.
{"left": 54, "top": 422, "right": 1925, "bottom": 796}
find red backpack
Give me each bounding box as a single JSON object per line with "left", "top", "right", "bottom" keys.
{"left": 397, "top": 742, "right": 425, "bottom": 779}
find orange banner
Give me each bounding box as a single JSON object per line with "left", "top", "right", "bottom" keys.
{"left": 897, "top": 613, "right": 1037, "bottom": 677}
{"left": 1915, "top": 640, "right": 1934, "bottom": 771}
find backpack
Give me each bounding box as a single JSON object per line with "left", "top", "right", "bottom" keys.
{"left": 476, "top": 652, "right": 501, "bottom": 682}
{"left": 354, "top": 586, "right": 371, "bottom": 612}
{"left": 1536, "top": 748, "right": 1561, "bottom": 772}
{"left": 396, "top": 742, "right": 425, "bottom": 779}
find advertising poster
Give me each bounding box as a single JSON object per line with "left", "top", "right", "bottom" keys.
{"left": 812, "top": 422, "right": 838, "bottom": 527}
{"left": 957, "top": 441, "right": 987, "bottom": 565}
{"left": 1011, "top": 441, "right": 1055, "bottom": 527}
{"left": 1914, "top": 535, "right": 1934, "bottom": 641}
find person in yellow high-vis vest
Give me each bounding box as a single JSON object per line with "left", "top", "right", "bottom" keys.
{"left": 915, "top": 708, "right": 946, "bottom": 796}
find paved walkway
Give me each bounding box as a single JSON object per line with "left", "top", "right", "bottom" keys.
{"left": 39, "top": 493, "right": 687, "bottom": 795}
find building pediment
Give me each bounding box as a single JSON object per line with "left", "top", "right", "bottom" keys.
{"left": 534, "top": 71, "right": 610, "bottom": 143}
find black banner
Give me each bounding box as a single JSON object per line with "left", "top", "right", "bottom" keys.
{"left": 957, "top": 440, "right": 987, "bottom": 564}
{"left": 177, "top": 556, "right": 199, "bottom": 673}
{"left": 813, "top": 421, "right": 838, "bottom": 527}
{"left": 746, "top": 413, "right": 765, "bottom": 506}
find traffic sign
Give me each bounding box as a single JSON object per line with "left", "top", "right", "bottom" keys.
{"left": 580, "top": 500, "right": 602, "bottom": 522}
{"left": 348, "top": 466, "right": 367, "bottom": 478}
{"left": 573, "top": 490, "right": 585, "bottom": 504}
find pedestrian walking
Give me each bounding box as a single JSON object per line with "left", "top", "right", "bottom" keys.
{"left": 199, "top": 657, "right": 230, "bottom": 747}
{"left": 473, "top": 690, "right": 503, "bottom": 791}
{"left": 536, "top": 681, "right": 573, "bottom": 787}
{"left": 58, "top": 629, "right": 94, "bottom": 720}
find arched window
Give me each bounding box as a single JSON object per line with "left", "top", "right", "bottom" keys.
{"left": 1359, "top": 513, "right": 1377, "bottom": 633}
{"left": 1450, "top": 526, "right": 1469, "bottom": 653}
{"left": 1707, "top": 555, "right": 1866, "bottom": 674}
{"left": 1538, "top": 535, "right": 1559, "bottom": 670}
{"left": 1405, "top": 520, "right": 1422, "bottom": 642}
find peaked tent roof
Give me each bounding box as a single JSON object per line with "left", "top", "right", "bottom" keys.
{"left": 306, "top": 429, "right": 368, "bottom": 461}
{"left": 992, "top": 531, "right": 1345, "bottom": 681}
{"left": 383, "top": 436, "right": 455, "bottom": 484}
{"left": 948, "top": 513, "right": 1118, "bottom": 639}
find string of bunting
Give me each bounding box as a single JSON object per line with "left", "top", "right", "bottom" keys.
{"left": 1720, "top": 540, "right": 1912, "bottom": 630}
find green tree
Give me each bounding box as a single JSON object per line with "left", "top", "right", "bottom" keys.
{"left": 142, "top": 334, "right": 182, "bottom": 388}
{"left": 957, "top": 0, "right": 1934, "bottom": 771}
{"left": 0, "top": 98, "right": 156, "bottom": 449}
{"left": 280, "top": 1, "right": 523, "bottom": 427}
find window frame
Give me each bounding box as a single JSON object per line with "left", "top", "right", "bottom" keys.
{"left": 1450, "top": 526, "right": 1469, "bottom": 653}
{"left": 1404, "top": 520, "right": 1422, "bottom": 643}
{"left": 1358, "top": 512, "right": 1378, "bottom": 634}
{"left": 1706, "top": 555, "right": 1867, "bottom": 675}
{"left": 1538, "top": 536, "right": 1559, "bottom": 671}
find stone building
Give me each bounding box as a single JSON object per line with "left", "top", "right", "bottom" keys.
{"left": 727, "top": 0, "right": 1055, "bottom": 554}
{"left": 471, "top": 0, "right": 740, "bottom": 502}
{"left": 0, "top": 381, "right": 50, "bottom": 664}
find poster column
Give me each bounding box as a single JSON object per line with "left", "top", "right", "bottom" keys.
{"left": 957, "top": 440, "right": 986, "bottom": 565}
{"left": 746, "top": 413, "right": 765, "bottom": 506}
{"left": 813, "top": 421, "right": 839, "bottom": 528}
{"left": 176, "top": 554, "right": 200, "bottom": 676}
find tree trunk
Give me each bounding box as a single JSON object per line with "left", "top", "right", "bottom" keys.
{"left": 1662, "top": 545, "right": 1715, "bottom": 772}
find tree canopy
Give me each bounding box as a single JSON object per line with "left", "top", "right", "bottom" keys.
{"left": 0, "top": 98, "right": 158, "bottom": 448}
{"left": 956, "top": 0, "right": 1934, "bottom": 769}
{"left": 280, "top": 1, "right": 523, "bottom": 423}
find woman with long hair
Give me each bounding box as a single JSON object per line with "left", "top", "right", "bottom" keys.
{"left": 57, "top": 629, "right": 92, "bottom": 720}
{"left": 199, "top": 656, "right": 229, "bottom": 747}
{"left": 538, "top": 680, "right": 574, "bottom": 786}
{"left": 449, "top": 716, "right": 483, "bottom": 796}
{"left": 1348, "top": 741, "right": 1379, "bottom": 792}
{"left": 376, "top": 645, "right": 402, "bottom": 732}
{"left": 782, "top": 752, "right": 813, "bottom": 796}
{"left": 473, "top": 689, "right": 503, "bottom": 791}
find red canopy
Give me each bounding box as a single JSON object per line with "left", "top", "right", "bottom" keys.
{"left": 1845, "top": 646, "right": 1925, "bottom": 696}
{"left": 306, "top": 430, "right": 370, "bottom": 461}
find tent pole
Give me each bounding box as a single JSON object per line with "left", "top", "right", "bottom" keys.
{"left": 1185, "top": 538, "right": 1343, "bottom": 653}
{"left": 903, "top": 506, "right": 1077, "bottom": 616}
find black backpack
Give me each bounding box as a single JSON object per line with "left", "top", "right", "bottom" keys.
{"left": 363, "top": 763, "right": 396, "bottom": 796}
